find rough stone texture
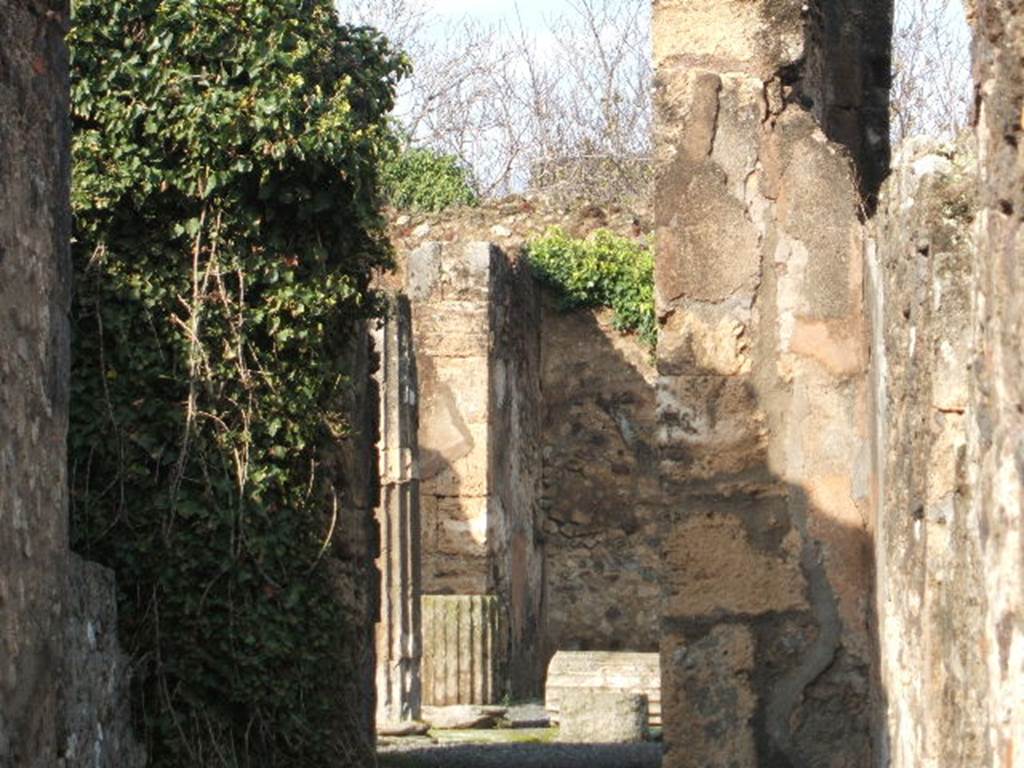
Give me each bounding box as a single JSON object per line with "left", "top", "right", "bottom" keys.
{"left": 540, "top": 304, "right": 662, "bottom": 659}
{"left": 374, "top": 297, "right": 423, "bottom": 727}
{"left": 545, "top": 652, "right": 661, "bottom": 728}
{"left": 867, "top": 138, "right": 986, "bottom": 768}
{"left": 404, "top": 241, "right": 545, "bottom": 698}
{"left": 489, "top": 248, "right": 546, "bottom": 698}
{"left": 968, "top": 3, "right": 1024, "bottom": 763}
{"left": 421, "top": 595, "right": 505, "bottom": 706}
{"left": 60, "top": 557, "right": 145, "bottom": 768}
{"left": 653, "top": 1, "right": 887, "bottom": 765}
{"left": 557, "top": 690, "right": 649, "bottom": 745}
{"left": 326, "top": 322, "right": 385, "bottom": 753}
{"left": 0, "top": 2, "right": 72, "bottom": 764}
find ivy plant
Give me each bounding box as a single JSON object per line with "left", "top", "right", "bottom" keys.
{"left": 68, "top": 1, "right": 405, "bottom": 765}
{"left": 526, "top": 227, "right": 656, "bottom": 348}
{"left": 381, "top": 145, "right": 478, "bottom": 211}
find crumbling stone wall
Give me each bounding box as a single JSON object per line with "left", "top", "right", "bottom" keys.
{"left": 61, "top": 558, "right": 145, "bottom": 767}
{"left": 652, "top": 1, "right": 890, "bottom": 764}
{"left": 967, "top": 3, "right": 1024, "bottom": 762}
{"left": 2, "top": 4, "right": 142, "bottom": 765}
{"left": 0, "top": 2, "right": 73, "bottom": 763}
{"left": 540, "top": 304, "right": 662, "bottom": 658}
{"left": 868, "top": 138, "right": 987, "bottom": 767}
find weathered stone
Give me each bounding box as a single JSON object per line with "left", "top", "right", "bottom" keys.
{"left": 653, "top": 1, "right": 885, "bottom": 765}
{"left": 557, "top": 690, "right": 648, "bottom": 744}
{"left": 421, "top": 705, "right": 503, "bottom": 730}
{"left": 421, "top": 595, "right": 506, "bottom": 706}
{"left": 545, "top": 652, "right": 661, "bottom": 727}
{"left": 540, "top": 304, "right": 663, "bottom": 657}
{"left": 868, "top": 137, "right": 985, "bottom": 768}
{"left": 661, "top": 624, "right": 757, "bottom": 767}
{"left": 59, "top": 558, "right": 145, "bottom": 768}
{"left": 374, "top": 297, "right": 423, "bottom": 727}
{"left": 403, "top": 240, "right": 545, "bottom": 698}
{"left": 1, "top": 3, "right": 71, "bottom": 765}
{"left": 969, "top": 6, "right": 1024, "bottom": 762}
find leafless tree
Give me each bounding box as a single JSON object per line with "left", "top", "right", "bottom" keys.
{"left": 336, "top": 0, "right": 653, "bottom": 203}
{"left": 891, "top": 0, "right": 973, "bottom": 144}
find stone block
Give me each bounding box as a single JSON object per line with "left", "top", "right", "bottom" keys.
{"left": 60, "top": 557, "right": 145, "bottom": 768}
{"left": 557, "top": 690, "right": 648, "bottom": 744}
{"left": 545, "top": 651, "right": 661, "bottom": 727}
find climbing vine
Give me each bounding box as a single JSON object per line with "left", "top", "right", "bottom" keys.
{"left": 68, "top": 2, "right": 405, "bottom": 765}
{"left": 526, "top": 228, "right": 656, "bottom": 348}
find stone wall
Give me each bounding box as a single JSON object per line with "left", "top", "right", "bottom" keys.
{"left": 870, "top": 137, "right": 983, "bottom": 764}
{"left": 652, "top": 1, "right": 889, "bottom": 764}
{"left": 540, "top": 303, "right": 662, "bottom": 659}
{"left": 60, "top": 558, "right": 145, "bottom": 767}
{"left": 1, "top": 4, "right": 144, "bottom": 765}
{"left": 966, "top": 3, "right": 1024, "bottom": 762}
{"left": 868, "top": 138, "right": 985, "bottom": 767}
{"left": 0, "top": 2, "right": 73, "bottom": 763}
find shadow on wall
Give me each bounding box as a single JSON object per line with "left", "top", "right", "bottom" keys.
{"left": 657, "top": 370, "right": 879, "bottom": 767}
{"left": 539, "top": 299, "right": 664, "bottom": 667}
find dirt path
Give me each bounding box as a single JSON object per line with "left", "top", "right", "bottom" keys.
{"left": 378, "top": 742, "right": 663, "bottom": 768}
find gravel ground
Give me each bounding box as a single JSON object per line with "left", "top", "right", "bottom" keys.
{"left": 378, "top": 742, "right": 663, "bottom": 768}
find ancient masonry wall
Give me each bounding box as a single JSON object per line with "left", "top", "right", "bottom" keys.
{"left": 966, "top": 2, "right": 1024, "bottom": 763}
{"left": 385, "top": 207, "right": 663, "bottom": 696}
{"left": 868, "top": 139, "right": 986, "bottom": 766}
{"left": 652, "top": 1, "right": 890, "bottom": 764}
{"left": 540, "top": 303, "right": 662, "bottom": 659}
{"left": 1, "top": 2, "right": 142, "bottom": 765}
{"left": 0, "top": 2, "right": 72, "bottom": 761}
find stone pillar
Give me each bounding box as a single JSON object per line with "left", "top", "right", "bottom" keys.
{"left": 408, "top": 242, "right": 496, "bottom": 596}
{"left": 0, "top": 2, "right": 72, "bottom": 765}
{"left": 405, "top": 241, "right": 544, "bottom": 699}
{"left": 373, "top": 297, "right": 423, "bottom": 726}
{"left": 653, "top": 1, "right": 890, "bottom": 765}
{"left": 421, "top": 595, "right": 505, "bottom": 706}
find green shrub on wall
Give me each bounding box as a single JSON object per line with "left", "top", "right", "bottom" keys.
{"left": 381, "top": 145, "right": 478, "bottom": 211}
{"left": 526, "top": 228, "right": 656, "bottom": 348}
{"left": 68, "top": 1, "right": 404, "bottom": 765}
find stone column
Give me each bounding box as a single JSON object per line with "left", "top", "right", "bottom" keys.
{"left": 405, "top": 240, "right": 544, "bottom": 700}
{"left": 373, "top": 297, "right": 422, "bottom": 726}
{"left": 653, "top": 1, "right": 890, "bottom": 765}
{"left": 421, "top": 595, "right": 505, "bottom": 706}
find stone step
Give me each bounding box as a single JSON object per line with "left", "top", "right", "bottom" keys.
{"left": 545, "top": 651, "right": 661, "bottom": 727}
